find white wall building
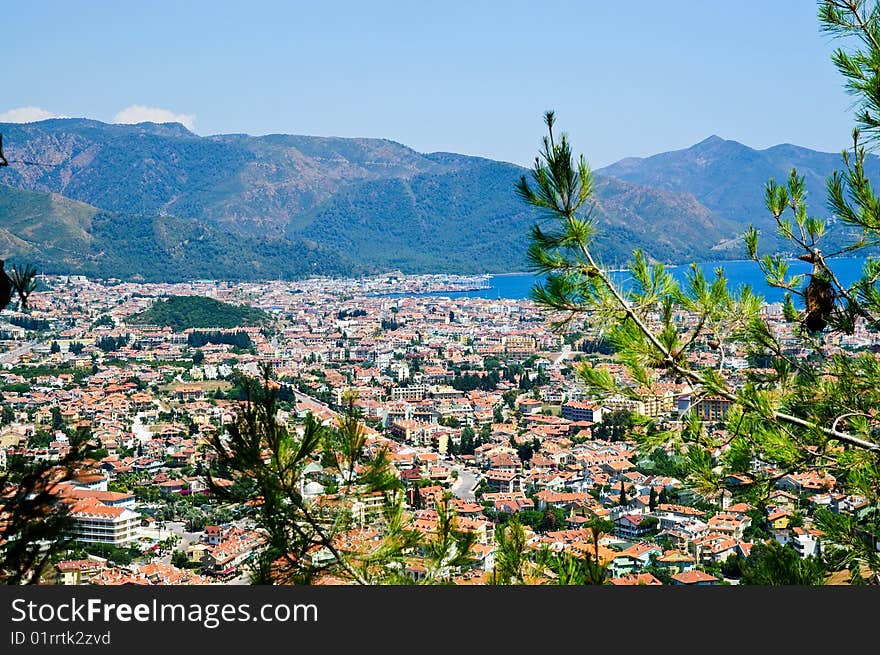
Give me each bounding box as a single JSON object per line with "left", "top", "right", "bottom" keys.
{"left": 68, "top": 498, "right": 140, "bottom": 546}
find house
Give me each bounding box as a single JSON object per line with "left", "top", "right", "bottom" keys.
{"left": 653, "top": 550, "right": 696, "bottom": 574}
{"left": 72, "top": 472, "right": 108, "bottom": 492}
{"left": 691, "top": 395, "right": 731, "bottom": 421}
{"left": 487, "top": 453, "right": 522, "bottom": 474}
{"left": 706, "top": 512, "right": 752, "bottom": 539}
{"left": 517, "top": 398, "right": 544, "bottom": 415}
{"left": 551, "top": 450, "right": 575, "bottom": 467}
{"left": 774, "top": 527, "right": 822, "bottom": 558}
{"left": 185, "top": 543, "right": 210, "bottom": 564}
{"left": 80, "top": 490, "right": 136, "bottom": 508}
{"left": 158, "top": 479, "right": 188, "bottom": 495}
{"left": 609, "top": 543, "right": 663, "bottom": 577}
{"left": 561, "top": 401, "right": 602, "bottom": 423}
{"left": 619, "top": 542, "right": 663, "bottom": 569}
{"left": 601, "top": 459, "right": 635, "bottom": 478}
{"left": 174, "top": 385, "right": 206, "bottom": 401}
{"left": 723, "top": 473, "right": 754, "bottom": 488}
{"left": 614, "top": 514, "right": 655, "bottom": 540}
{"left": 204, "top": 525, "right": 224, "bottom": 546}
{"left": 653, "top": 503, "right": 705, "bottom": 531}
{"left": 468, "top": 543, "right": 495, "bottom": 573}
{"left": 533, "top": 490, "right": 593, "bottom": 512}
{"left": 671, "top": 570, "right": 719, "bottom": 586}
{"left": 767, "top": 509, "right": 791, "bottom": 530}
{"left": 830, "top": 494, "right": 870, "bottom": 515}
{"left": 65, "top": 497, "right": 140, "bottom": 546}
{"left": 136, "top": 562, "right": 210, "bottom": 585}
{"left": 777, "top": 471, "right": 836, "bottom": 494}
{"left": 54, "top": 559, "right": 106, "bottom": 585}
{"left": 201, "top": 528, "right": 264, "bottom": 577}
{"left": 484, "top": 469, "right": 522, "bottom": 493}
{"left": 483, "top": 492, "right": 534, "bottom": 514}
{"left": 690, "top": 534, "right": 739, "bottom": 564}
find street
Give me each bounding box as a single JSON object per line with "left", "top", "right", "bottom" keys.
{"left": 0, "top": 340, "right": 39, "bottom": 365}
{"left": 450, "top": 467, "right": 479, "bottom": 503}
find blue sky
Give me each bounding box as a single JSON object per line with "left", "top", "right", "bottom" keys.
{"left": 3, "top": 1, "right": 856, "bottom": 167}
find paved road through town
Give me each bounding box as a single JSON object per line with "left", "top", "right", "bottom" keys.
{"left": 0, "top": 340, "right": 39, "bottom": 365}
{"left": 450, "top": 468, "right": 479, "bottom": 503}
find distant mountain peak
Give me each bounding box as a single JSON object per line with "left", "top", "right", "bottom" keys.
{"left": 692, "top": 134, "right": 734, "bottom": 149}
{"left": 5, "top": 118, "right": 866, "bottom": 283}
{"left": 0, "top": 117, "right": 196, "bottom": 139}
{"left": 124, "top": 121, "right": 195, "bottom": 136}
{"left": 597, "top": 134, "right": 880, "bottom": 259}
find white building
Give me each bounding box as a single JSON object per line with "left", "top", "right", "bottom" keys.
{"left": 68, "top": 498, "right": 140, "bottom": 546}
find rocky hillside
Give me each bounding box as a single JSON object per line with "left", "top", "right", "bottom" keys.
{"left": 0, "top": 119, "right": 812, "bottom": 280}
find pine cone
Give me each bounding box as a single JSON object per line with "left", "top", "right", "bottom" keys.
{"left": 804, "top": 274, "right": 833, "bottom": 333}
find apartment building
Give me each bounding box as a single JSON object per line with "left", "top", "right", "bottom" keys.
{"left": 67, "top": 497, "right": 140, "bottom": 546}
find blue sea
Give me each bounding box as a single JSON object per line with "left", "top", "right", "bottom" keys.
{"left": 412, "top": 257, "right": 872, "bottom": 304}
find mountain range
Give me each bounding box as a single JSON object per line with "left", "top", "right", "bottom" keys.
{"left": 0, "top": 118, "right": 874, "bottom": 281}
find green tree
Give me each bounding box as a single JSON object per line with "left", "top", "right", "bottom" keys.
{"left": 209, "top": 365, "right": 466, "bottom": 585}
{"left": 480, "top": 423, "right": 492, "bottom": 443}
{"left": 585, "top": 517, "right": 614, "bottom": 566}
{"left": 658, "top": 487, "right": 670, "bottom": 505}
{"left": 410, "top": 494, "right": 476, "bottom": 582}
{"left": 516, "top": 7, "right": 880, "bottom": 580}
{"left": 7, "top": 263, "right": 38, "bottom": 311}
{"left": 493, "top": 406, "right": 504, "bottom": 423}
{"left": 592, "top": 410, "right": 637, "bottom": 442}
{"left": 171, "top": 550, "right": 190, "bottom": 569}
{"left": 739, "top": 540, "right": 827, "bottom": 585}
{"left": 517, "top": 442, "right": 535, "bottom": 463}
{"left": 540, "top": 549, "right": 608, "bottom": 585}
{"left": 50, "top": 406, "right": 65, "bottom": 431}
{"left": 492, "top": 514, "right": 529, "bottom": 584}
{"left": 2, "top": 404, "right": 15, "bottom": 425}
{"left": 0, "top": 428, "right": 96, "bottom": 584}
{"left": 459, "top": 426, "right": 476, "bottom": 456}
{"left": 538, "top": 507, "right": 566, "bottom": 532}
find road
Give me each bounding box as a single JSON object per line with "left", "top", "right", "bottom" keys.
{"left": 286, "top": 386, "right": 339, "bottom": 418}
{"left": 450, "top": 467, "right": 479, "bottom": 503}
{"left": 139, "top": 520, "right": 202, "bottom": 564}
{"left": 0, "top": 340, "right": 39, "bottom": 365}
{"left": 552, "top": 344, "right": 572, "bottom": 365}
{"left": 132, "top": 412, "right": 154, "bottom": 443}
{"left": 163, "top": 520, "right": 203, "bottom": 547}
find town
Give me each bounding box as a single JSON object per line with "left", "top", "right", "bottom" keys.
{"left": 0, "top": 271, "right": 871, "bottom": 586}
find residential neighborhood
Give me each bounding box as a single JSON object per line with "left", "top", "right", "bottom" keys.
{"left": 0, "top": 272, "right": 873, "bottom": 585}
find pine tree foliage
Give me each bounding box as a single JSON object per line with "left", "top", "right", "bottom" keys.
{"left": 518, "top": 2, "right": 880, "bottom": 583}
{"left": 209, "top": 365, "right": 474, "bottom": 584}
{"left": 0, "top": 429, "right": 97, "bottom": 584}
{"left": 0, "top": 254, "right": 87, "bottom": 585}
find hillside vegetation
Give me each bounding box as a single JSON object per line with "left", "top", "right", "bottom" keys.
{"left": 1, "top": 118, "right": 874, "bottom": 280}
{"left": 128, "top": 295, "right": 271, "bottom": 331}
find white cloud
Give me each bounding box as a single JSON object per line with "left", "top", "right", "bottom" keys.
{"left": 0, "top": 106, "right": 66, "bottom": 123}
{"left": 113, "top": 105, "right": 196, "bottom": 131}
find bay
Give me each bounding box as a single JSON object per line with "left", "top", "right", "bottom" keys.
{"left": 403, "top": 257, "right": 871, "bottom": 304}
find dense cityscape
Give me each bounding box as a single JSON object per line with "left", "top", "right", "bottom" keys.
{"left": 0, "top": 270, "right": 870, "bottom": 586}
{"left": 6, "top": 6, "right": 880, "bottom": 655}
